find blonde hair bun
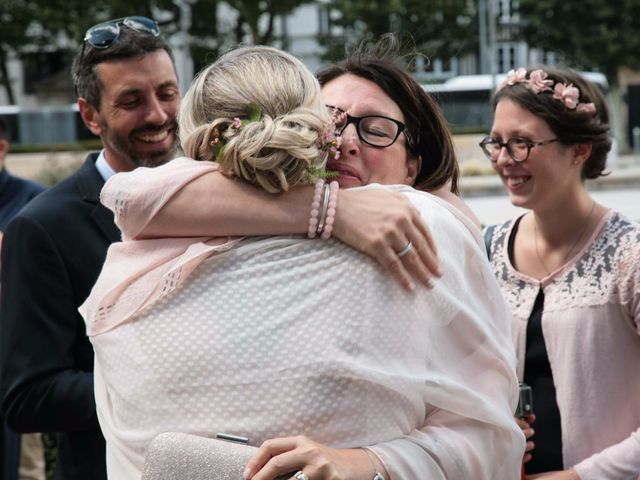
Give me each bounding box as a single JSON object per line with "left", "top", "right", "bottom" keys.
{"left": 179, "top": 46, "right": 331, "bottom": 193}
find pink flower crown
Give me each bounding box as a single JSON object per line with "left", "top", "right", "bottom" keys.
{"left": 497, "top": 68, "right": 596, "bottom": 114}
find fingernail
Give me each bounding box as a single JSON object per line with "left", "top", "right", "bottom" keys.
{"left": 435, "top": 267, "right": 443, "bottom": 277}
{"left": 407, "top": 281, "right": 416, "bottom": 291}
{"left": 243, "top": 467, "right": 251, "bottom": 479}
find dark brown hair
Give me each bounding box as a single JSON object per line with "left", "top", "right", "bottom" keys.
{"left": 317, "top": 43, "right": 459, "bottom": 193}
{"left": 72, "top": 26, "right": 176, "bottom": 110}
{"left": 492, "top": 67, "right": 611, "bottom": 179}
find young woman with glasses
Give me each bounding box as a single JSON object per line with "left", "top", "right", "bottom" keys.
{"left": 81, "top": 44, "right": 523, "bottom": 479}
{"left": 483, "top": 67, "right": 640, "bottom": 480}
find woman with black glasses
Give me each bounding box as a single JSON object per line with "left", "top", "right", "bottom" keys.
{"left": 317, "top": 46, "right": 481, "bottom": 229}
{"left": 483, "top": 67, "right": 640, "bottom": 480}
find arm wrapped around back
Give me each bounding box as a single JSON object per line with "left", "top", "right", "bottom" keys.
{"left": 85, "top": 181, "right": 523, "bottom": 479}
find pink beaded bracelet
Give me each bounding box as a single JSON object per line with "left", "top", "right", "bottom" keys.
{"left": 307, "top": 179, "right": 325, "bottom": 238}
{"left": 320, "top": 181, "right": 339, "bottom": 240}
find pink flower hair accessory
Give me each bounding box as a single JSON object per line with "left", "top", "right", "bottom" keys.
{"left": 315, "top": 108, "right": 344, "bottom": 162}
{"left": 498, "top": 67, "right": 527, "bottom": 90}
{"left": 553, "top": 83, "right": 580, "bottom": 109}
{"left": 301, "top": 110, "right": 345, "bottom": 183}
{"left": 498, "top": 68, "right": 597, "bottom": 115}
{"left": 576, "top": 102, "right": 596, "bottom": 114}
{"left": 528, "top": 69, "right": 554, "bottom": 93}
{"left": 209, "top": 102, "right": 262, "bottom": 160}
{"left": 315, "top": 127, "right": 342, "bottom": 162}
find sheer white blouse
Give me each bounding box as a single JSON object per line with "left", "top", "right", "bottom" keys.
{"left": 81, "top": 158, "right": 524, "bottom": 480}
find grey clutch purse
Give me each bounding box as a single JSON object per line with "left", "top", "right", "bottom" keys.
{"left": 142, "top": 432, "right": 290, "bottom": 480}
{"left": 142, "top": 432, "right": 257, "bottom": 480}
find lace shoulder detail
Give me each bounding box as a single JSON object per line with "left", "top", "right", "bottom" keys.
{"left": 489, "top": 213, "right": 640, "bottom": 318}
{"left": 487, "top": 219, "right": 540, "bottom": 319}
{"left": 552, "top": 212, "right": 640, "bottom": 311}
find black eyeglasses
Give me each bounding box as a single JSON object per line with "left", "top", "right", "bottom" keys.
{"left": 84, "top": 16, "right": 160, "bottom": 49}
{"left": 479, "top": 136, "right": 560, "bottom": 163}
{"left": 327, "top": 105, "right": 416, "bottom": 151}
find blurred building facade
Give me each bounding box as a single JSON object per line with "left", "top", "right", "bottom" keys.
{"left": 0, "top": 0, "right": 562, "bottom": 107}
{"left": 0, "top": 1, "right": 637, "bottom": 150}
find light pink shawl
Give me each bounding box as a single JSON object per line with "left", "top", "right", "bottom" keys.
{"left": 80, "top": 159, "right": 241, "bottom": 336}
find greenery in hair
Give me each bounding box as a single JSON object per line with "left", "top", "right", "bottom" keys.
{"left": 210, "top": 102, "right": 263, "bottom": 160}
{"left": 245, "top": 102, "right": 262, "bottom": 123}
{"left": 305, "top": 166, "right": 339, "bottom": 183}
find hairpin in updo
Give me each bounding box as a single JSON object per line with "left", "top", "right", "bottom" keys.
{"left": 498, "top": 68, "right": 596, "bottom": 114}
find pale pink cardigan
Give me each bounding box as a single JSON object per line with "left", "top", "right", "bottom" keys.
{"left": 488, "top": 211, "right": 640, "bottom": 480}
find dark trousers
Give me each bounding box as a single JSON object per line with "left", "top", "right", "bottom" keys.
{"left": 0, "top": 419, "right": 20, "bottom": 480}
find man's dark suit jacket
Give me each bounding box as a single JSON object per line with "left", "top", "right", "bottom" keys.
{"left": 0, "top": 167, "right": 45, "bottom": 231}
{"left": 0, "top": 153, "right": 120, "bottom": 480}
{"left": 0, "top": 168, "right": 44, "bottom": 480}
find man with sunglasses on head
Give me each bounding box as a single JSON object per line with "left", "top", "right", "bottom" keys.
{"left": 0, "top": 17, "right": 180, "bottom": 479}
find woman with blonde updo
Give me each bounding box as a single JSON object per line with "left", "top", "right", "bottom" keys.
{"left": 179, "top": 47, "right": 331, "bottom": 193}
{"left": 81, "top": 45, "right": 523, "bottom": 480}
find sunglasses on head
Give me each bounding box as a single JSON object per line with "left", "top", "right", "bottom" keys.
{"left": 83, "top": 16, "right": 160, "bottom": 49}
{"left": 75, "top": 16, "right": 160, "bottom": 96}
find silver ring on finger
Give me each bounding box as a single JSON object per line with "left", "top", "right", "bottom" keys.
{"left": 294, "top": 471, "right": 310, "bottom": 480}
{"left": 396, "top": 241, "right": 413, "bottom": 259}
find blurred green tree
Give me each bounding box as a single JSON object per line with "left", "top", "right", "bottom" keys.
{"left": 320, "top": 0, "right": 478, "bottom": 71}
{"left": 517, "top": 0, "right": 640, "bottom": 82}
{"left": 0, "top": 0, "right": 313, "bottom": 104}
{"left": 0, "top": 0, "right": 181, "bottom": 103}
{"left": 0, "top": 1, "right": 37, "bottom": 103}
{"left": 224, "top": 0, "right": 312, "bottom": 45}
{"left": 190, "top": 0, "right": 310, "bottom": 72}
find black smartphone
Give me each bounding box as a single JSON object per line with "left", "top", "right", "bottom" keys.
{"left": 516, "top": 382, "right": 533, "bottom": 418}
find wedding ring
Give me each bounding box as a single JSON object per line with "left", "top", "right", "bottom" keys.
{"left": 294, "top": 471, "right": 309, "bottom": 480}
{"left": 396, "top": 241, "right": 413, "bottom": 258}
